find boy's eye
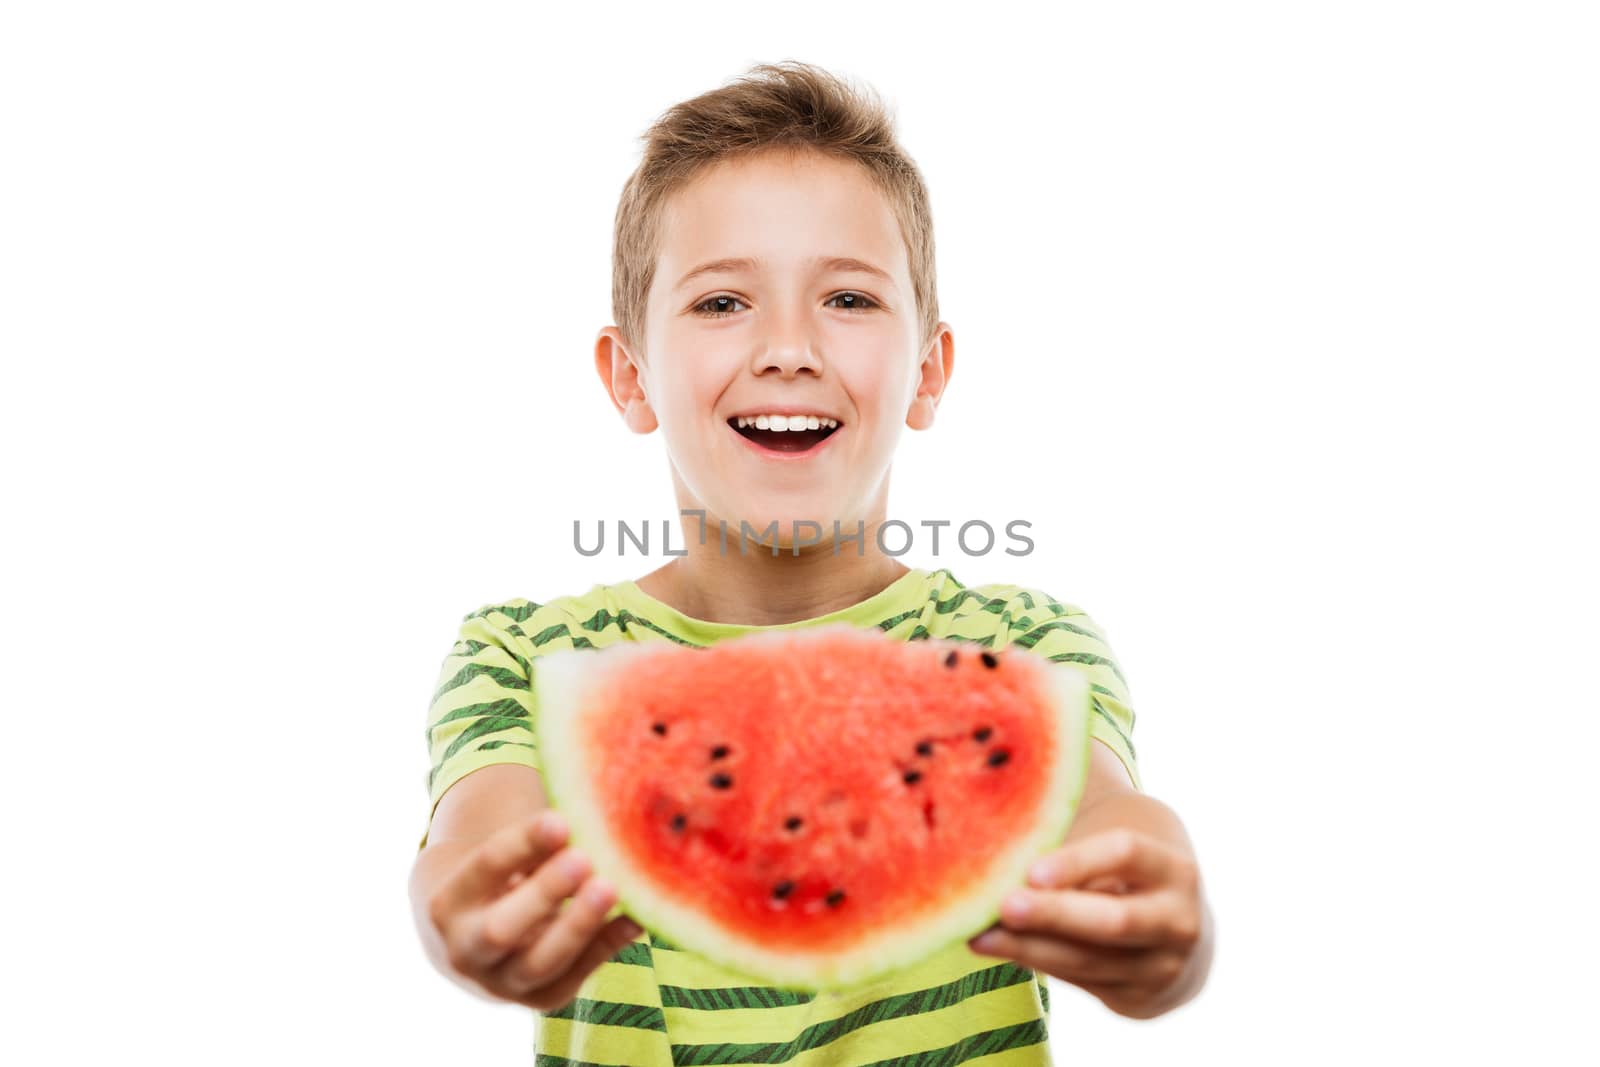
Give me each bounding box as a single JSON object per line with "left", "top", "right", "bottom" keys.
{"left": 691, "top": 292, "right": 880, "bottom": 318}
{"left": 826, "top": 292, "right": 878, "bottom": 312}
{"left": 694, "top": 295, "right": 747, "bottom": 317}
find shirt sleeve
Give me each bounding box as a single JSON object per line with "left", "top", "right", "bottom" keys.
{"left": 418, "top": 603, "right": 543, "bottom": 850}
{"left": 1002, "top": 590, "right": 1143, "bottom": 792}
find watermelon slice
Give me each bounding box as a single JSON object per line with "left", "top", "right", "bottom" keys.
{"left": 532, "top": 623, "right": 1093, "bottom": 992}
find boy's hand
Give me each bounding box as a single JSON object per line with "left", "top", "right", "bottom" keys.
{"left": 966, "top": 827, "right": 1206, "bottom": 1019}
{"left": 422, "top": 811, "right": 642, "bottom": 1013}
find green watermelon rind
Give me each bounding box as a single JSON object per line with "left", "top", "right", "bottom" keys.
{"left": 531, "top": 623, "right": 1093, "bottom": 994}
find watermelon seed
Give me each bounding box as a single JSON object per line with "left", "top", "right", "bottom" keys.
{"left": 772, "top": 880, "right": 795, "bottom": 900}
{"left": 710, "top": 745, "right": 730, "bottom": 760}
{"left": 987, "top": 749, "right": 1011, "bottom": 767}
{"left": 973, "top": 726, "right": 993, "bottom": 742}
{"left": 709, "top": 773, "right": 733, "bottom": 790}
{"left": 652, "top": 722, "right": 667, "bottom": 736}
{"left": 826, "top": 889, "right": 846, "bottom": 908}
{"left": 784, "top": 816, "right": 803, "bottom": 831}
{"left": 902, "top": 769, "right": 922, "bottom": 785}
{"left": 915, "top": 739, "right": 933, "bottom": 757}
{"left": 980, "top": 651, "right": 999, "bottom": 668}
{"left": 943, "top": 650, "right": 958, "bottom": 667}
{"left": 671, "top": 813, "right": 686, "bottom": 832}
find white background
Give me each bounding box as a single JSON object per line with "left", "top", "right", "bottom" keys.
{"left": 4, "top": 2, "right": 1596, "bottom": 1063}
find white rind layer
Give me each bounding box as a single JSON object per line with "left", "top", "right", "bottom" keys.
{"left": 532, "top": 626, "right": 1093, "bottom": 992}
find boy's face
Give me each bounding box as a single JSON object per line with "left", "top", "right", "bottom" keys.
{"left": 597, "top": 148, "right": 953, "bottom": 542}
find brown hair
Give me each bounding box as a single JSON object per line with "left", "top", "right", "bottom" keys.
{"left": 611, "top": 60, "right": 939, "bottom": 359}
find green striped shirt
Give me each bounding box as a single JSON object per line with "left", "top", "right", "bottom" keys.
{"left": 420, "top": 567, "right": 1142, "bottom": 1066}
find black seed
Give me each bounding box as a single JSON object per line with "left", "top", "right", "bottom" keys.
{"left": 944, "top": 650, "right": 958, "bottom": 667}
{"left": 987, "top": 749, "right": 1011, "bottom": 767}
{"left": 652, "top": 722, "right": 667, "bottom": 736}
{"left": 980, "top": 651, "right": 998, "bottom": 668}
{"left": 974, "top": 726, "right": 993, "bottom": 742}
{"left": 785, "top": 816, "right": 803, "bottom": 831}
{"left": 772, "top": 880, "right": 794, "bottom": 900}
{"left": 915, "top": 740, "right": 933, "bottom": 757}
{"left": 710, "top": 745, "right": 730, "bottom": 760}
{"left": 670, "top": 813, "right": 686, "bottom": 832}
{"left": 709, "top": 773, "right": 733, "bottom": 789}
{"left": 903, "top": 769, "right": 922, "bottom": 785}
{"left": 826, "top": 889, "right": 845, "bottom": 907}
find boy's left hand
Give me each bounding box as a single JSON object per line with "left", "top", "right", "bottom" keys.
{"left": 966, "top": 827, "right": 1205, "bottom": 1019}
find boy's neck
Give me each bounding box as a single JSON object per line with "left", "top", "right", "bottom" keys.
{"left": 631, "top": 543, "right": 913, "bottom": 628}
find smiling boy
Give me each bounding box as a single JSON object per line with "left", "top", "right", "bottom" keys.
{"left": 411, "top": 61, "right": 1213, "bottom": 1065}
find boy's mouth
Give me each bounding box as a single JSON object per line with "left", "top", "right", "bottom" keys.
{"left": 727, "top": 413, "right": 841, "bottom": 455}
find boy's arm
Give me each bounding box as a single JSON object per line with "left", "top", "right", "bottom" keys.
{"left": 409, "top": 764, "right": 550, "bottom": 981}
{"left": 1057, "top": 742, "right": 1215, "bottom": 1017}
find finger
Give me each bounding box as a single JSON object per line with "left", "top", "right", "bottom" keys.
{"left": 968, "top": 927, "right": 1181, "bottom": 987}
{"left": 506, "top": 914, "right": 644, "bottom": 1011}
{"left": 1083, "top": 874, "right": 1130, "bottom": 894}
{"left": 496, "top": 876, "right": 629, "bottom": 997}
{"left": 438, "top": 811, "right": 569, "bottom": 914}
{"left": 1027, "top": 830, "right": 1191, "bottom": 891}
{"left": 999, "top": 887, "right": 1199, "bottom": 949}
{"left": 466, "top": 845, "right": 597, "bottom": 967}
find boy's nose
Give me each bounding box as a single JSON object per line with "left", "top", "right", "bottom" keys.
{"left": 756, "top": 351, "right": 821, "bottom": 378}
{"left": 749, "top": 302, "right": 825, "bottom": 377}
{"left": 753, "top": 335, "right": 823, "bottom": 378}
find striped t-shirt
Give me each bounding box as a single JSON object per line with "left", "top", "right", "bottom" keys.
{"left": 420, "top": 567, "right": 1142, "bottom": 1066}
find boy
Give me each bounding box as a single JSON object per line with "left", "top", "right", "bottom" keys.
{"left": 410, "top": 60, "right": 1213, "bottom": 1065}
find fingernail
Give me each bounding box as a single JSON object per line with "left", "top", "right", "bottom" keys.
{"left": 971, "top": 932, "right": 1002, "bottom": 952}
{"left": 541, "top": 811, "right": 567, "bottom": 838}
{"left": 1027, "top": 860, "right": 1054, "bottom": 886}
{"left": 561, "top": 851, "right": 591, "bottom": 880}
{"left": 584, "top": 878, "right": 614, "bottom": 906}
{"left": 621, "top": 920, "right": 643, "bottom": 939}
{"left": 1003, "top": 892, "right": 1031, "bottom": 920}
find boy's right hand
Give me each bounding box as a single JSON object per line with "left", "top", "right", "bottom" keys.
{"left": 423, "top": 810, "right": 642, "bottom": 1012}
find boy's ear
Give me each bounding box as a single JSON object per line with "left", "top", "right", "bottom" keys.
{"left": 906, "top": 323, "right": 955, "bottom": 431}
{"left": 595, "top": 327, "right": 658, "bottom": 434}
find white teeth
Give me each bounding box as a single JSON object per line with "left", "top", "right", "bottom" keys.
{"left": 735, "top": 414, "right": 841, "bottom": 430}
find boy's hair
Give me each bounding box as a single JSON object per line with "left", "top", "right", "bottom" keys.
{"left": 611, "top": 60, "right": 939, "bottom": 360}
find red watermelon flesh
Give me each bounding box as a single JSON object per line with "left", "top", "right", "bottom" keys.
{"left": 532, "top": 623, "right": 1092, "bottom": 991}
